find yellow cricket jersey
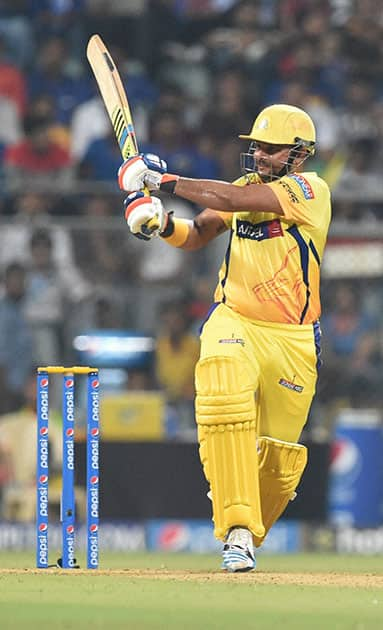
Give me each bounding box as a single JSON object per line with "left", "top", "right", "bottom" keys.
{"left": 213, "top": 171, "right": 331, "bottom": 324}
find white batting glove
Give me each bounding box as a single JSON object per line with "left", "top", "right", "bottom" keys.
{"left": 118, "top": 153, "right": 168, "bottom": 192}
{"left": 124, "top": 191, "right": 167, "bottom": 240}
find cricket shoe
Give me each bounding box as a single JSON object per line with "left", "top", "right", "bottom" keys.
{"left": 222, "top": 527, "right": 256, "bottom": 573}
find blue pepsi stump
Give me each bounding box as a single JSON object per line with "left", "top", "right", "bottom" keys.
{"left": 36, "top": 366, "right": 100, "bottom": 569}
{"left": 62, "top": 373, "right": 76, "bottom": 568}
{"left": 36, "top": 371, "right": 50, "bottom": 568}
{"left": 86, "top": 371, "right": 100, "bottom": 569}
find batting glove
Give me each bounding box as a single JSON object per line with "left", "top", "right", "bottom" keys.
{"left": 124, "top": 191, "right": 167, "bottom": 240}
{"left": 118, "top": 153, "right": 179, "bottom": 193}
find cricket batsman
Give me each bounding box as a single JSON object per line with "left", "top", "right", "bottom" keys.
{"left": 118, "top": 104, "right": 332, "bottom": 572}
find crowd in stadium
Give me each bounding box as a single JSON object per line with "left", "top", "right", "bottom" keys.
{"left": 0, "top": 0, "right": 382, "bottom": 434}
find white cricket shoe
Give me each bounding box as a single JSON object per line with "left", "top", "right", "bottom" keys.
{"left": 222, "top": 527, "right": 256, "bottom": 572}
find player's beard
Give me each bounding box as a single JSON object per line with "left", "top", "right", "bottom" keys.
{"left": 256, "top": 157, "right": 285, "bottom": 182}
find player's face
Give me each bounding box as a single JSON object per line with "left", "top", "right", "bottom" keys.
{"left": 252, "top": 142, "right": 293, "bottom": 179}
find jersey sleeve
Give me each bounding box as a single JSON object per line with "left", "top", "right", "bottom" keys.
{"left": 267, "top": 173, "right": 330, "bottom": 229}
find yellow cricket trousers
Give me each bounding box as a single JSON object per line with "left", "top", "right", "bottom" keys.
{"left": 199, "top": 303, "right": 320, "bottom": 442}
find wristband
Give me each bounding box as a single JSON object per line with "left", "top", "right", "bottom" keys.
{"left": 160, "top": 214, "right": 191, "bottom": 247}
{"left": 159, "top": 174, "right": 179, "bottom": 194}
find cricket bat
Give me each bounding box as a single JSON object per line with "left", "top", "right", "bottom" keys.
{"left": 86, "top": 34, "right": 140, "bottom": 161}
{"left": 87, "top": 34, "right": 157, "bottom": 230}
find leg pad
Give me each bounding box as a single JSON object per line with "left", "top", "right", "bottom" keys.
{"left": 254, "top": 436, "right": 307, "bottom": 547}
{"left": 195, "top": 356, "right": 264, "bottom": 541}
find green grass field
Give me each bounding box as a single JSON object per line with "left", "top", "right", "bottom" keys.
{"left": 0, "top": 552, "right": 382, "bottom": 629}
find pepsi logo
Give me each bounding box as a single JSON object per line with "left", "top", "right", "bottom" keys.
{"left": 40, "top": 427, "right": 48, "bottom": 436}
{"left": 40, "top": 378, "right": 49, "bottom": 387}
{"left": 90, "top": 524, "right": 98, "bottom": 533}
{"left": 90, "top": 476, "right": 99, "bottom": 485}
{"left": 39, "top": 475, "right": 48, "bottom": 484}
{"left": 66, "top": 428, "right": 74, "bottom": 437}
{"left": 39, "top": 523, "right": 48, "bottom": 532}
{"left": 66, "top": 525, "right": 74, "bottom": 534}
{"left": 92, "top": 379, "right": 99, "bottom": 388}
{"left": 330, "top": 436, "right": 362, "bottom": 486}
{"left": 159, "top": 523, "right": 188, "bottom": 551}
{"left": 65, "top": 379, "right": 74, "bottom": 388}
{"left": 91, "top": 428, "right": 99, "bottom": 437}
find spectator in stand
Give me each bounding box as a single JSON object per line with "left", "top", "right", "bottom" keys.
{"left": 315, "top": 31, "right": 349, "bottom": 107}
{"left": 201, "top": 68, "right": 254, "bottom": 143}
{"left": 202, "top": 0, "right": 276, "bottom": 86}
{"left": 320, "top": 281, "right": 381, "bottom": 406}
{"left": 3, "top": 112, "right": 73, "bottom": 190}
{"left": 72, "top": 47, "right": 157, "bottom": 162}
{"left": 155, "top": 298, "right": 200, "bottom": 435}
{"left": 337, "top": 80, "right": 379, "bottom": 147}
{"left": 27, "top": 94, "right": 71, "bottom": 151}
{"left": 23, "top": 229, "right": 91, "bottom": 367}
{"left": 0, "top": 35, "right": 27, "bottom": 117}
{"left": 0, "top": 263, "right": 33, "bottom": 415}
{"left": 0, "top": 97, "right": 23, "bottom": 165}
{"left": 342, "top": 13, "right": 381, "bottom": 82}
{"left": 330, "top": 138, "right": 383, "bottom": 202}
{"left": 278, "top": 79, "right": 340, "bottom": 172}
{"left": 142, "top": 108, "right": 220, "bottom": 179}
{"left": 0, "top": 369, "right": 86, "bottom": 522}
{"left": 0, "top": 1, "right": 34, "bottom": 68}
{"left": 199, "top": 67, "right": 255, "bottom": 180}
{"left": 86, "top": 0, "right": 148, "bottom": 58}
{"left": 27, "top": 36, "right": 91, "bottom": 126}
{"left": 72, "top": 195, "right": 137, "bottom": 284}
{"left": 175, "top": 1, "right": 237, "bottom": 15}
{"left": 79, "top": 127, "right": 123, "bottom": 182}
{"left": 187, "top": 274, "right": 216, "bottom": 334}
{"left": 0, "top": 192, "right": 83, "bottom": 280}
{"left": 28, "top": 1, "right": 86, "bottom": 60}
{"left": 70, "top": 88, "right": 111, "bottom": 163}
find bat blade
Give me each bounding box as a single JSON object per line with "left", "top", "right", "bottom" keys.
{"left": 86, "top": 35, "right": 158, "bottom": 233}
{"left": 86, "top": 34, "right": 139, "bottom": 160}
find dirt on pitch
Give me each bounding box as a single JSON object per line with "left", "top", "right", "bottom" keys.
{"left": 1, "top": 568, "right": 383, "bottom": 588}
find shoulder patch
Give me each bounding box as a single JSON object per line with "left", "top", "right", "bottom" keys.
{"left": 288, "top": 174, "right": 315, "bottom": 199}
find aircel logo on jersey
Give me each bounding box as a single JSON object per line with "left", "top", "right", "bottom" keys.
{"left": 236, "top": 219, "right": 283, "bottom": 241}
{"left": 288, "top": 174, "right": 315, "bottom": 199}
{"left": 278, "top": 378, "right": 304, "bottom": 393}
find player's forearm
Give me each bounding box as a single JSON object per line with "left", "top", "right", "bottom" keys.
{"left": 172, "top": 176, "right": 283, "bottom": 215}
{"left": 173, "top": 177, "right": 236, "bottom": 211}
